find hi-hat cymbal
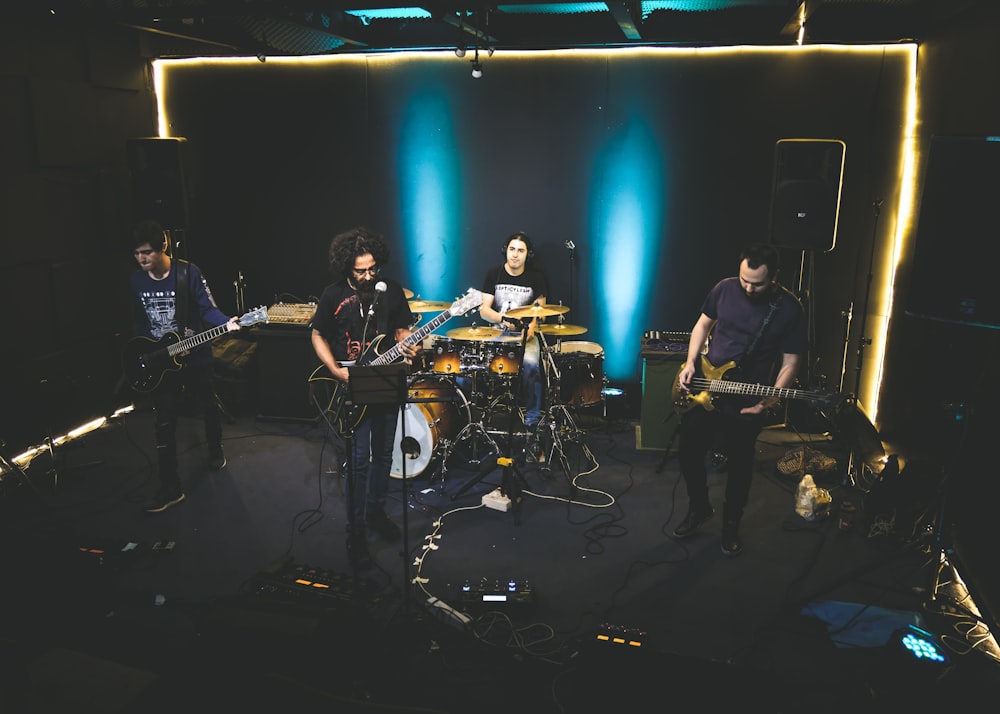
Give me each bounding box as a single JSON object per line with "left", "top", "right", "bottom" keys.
{"left": 447, "top": 325, "right": 503, "bottom": 341}
{"left": 506, "top": 303, "right": 570, "bottom": 319}
{"left": 403, "top": 288, "right": 414, "bottom": 299}
{"left": 409, "top": 299, "right": 451, "bottom": 312}
{"left": 538, "top": 323, "right": 587, "bottom": 336}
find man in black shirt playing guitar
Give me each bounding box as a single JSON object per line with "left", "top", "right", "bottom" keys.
{"left": 311, "top": 227, "right": 422, "bottom": 570}
{"left": 672, "top": 243, "right": 808, "bottom": 557}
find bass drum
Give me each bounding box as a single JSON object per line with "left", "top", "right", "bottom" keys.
{"left": 554, "top": 341, "right": 605, "bottom": 407}
{"left": 391, "top": 376, "right": 470, "bottom": 478}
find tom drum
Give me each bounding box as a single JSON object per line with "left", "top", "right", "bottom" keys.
{"left": 554, "top": 341, "right": 605, "bottom": 407}
{"left": 391, "top": 376, "right": 470, "bottom": 478}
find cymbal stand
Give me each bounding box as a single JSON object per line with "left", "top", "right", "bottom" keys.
{"left": 534, "top": 332, "right": 582, "bottom": 489}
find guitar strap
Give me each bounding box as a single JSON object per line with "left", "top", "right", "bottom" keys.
{"left": 174, "top": 259, "right": 190, "bottom": 333}
{"left": 738, "top": 289, "right": 783, "bottom": 369}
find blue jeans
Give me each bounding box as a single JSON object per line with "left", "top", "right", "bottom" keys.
{"left": 520, "top": 335, "right": 542, "bottom": 425}
{"left": 346, "top": 403, "right": 397, "bottom": 533}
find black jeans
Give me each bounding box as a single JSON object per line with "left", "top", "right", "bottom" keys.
{"left": 677, "top": 406, "right": 764, "bottom": 526}
{"left": 151, "top": 360, "right": 223, "bottom": 496}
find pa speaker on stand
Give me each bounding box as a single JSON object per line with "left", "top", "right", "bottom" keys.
{"left": 768, "top": 138, "right": 846, "bottom": 253}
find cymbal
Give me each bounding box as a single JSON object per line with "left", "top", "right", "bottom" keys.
{"left": 403, "top": 288, "right": 414, "bottom": 299}
{"left": 409, "top": 299, "right": 451, "bottom": 312}
{"left": 446, "top": 325, "right": 503, "bottom": 341}
{"left": 506, "top": 303, "right": 570, "bottom": 319}
{"left": 538, "top": 323, "right": 587, "bottom": 336}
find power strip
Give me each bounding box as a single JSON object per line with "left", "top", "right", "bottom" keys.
{"left": 482, "top": 488, "right": 511, "bottom": 512}
{"left": 425, "top": 596, "right": 472, "bottom": 630}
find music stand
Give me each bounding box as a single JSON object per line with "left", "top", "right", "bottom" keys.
{"left": 346, "top": 364, "right": 413, "bottom": 596}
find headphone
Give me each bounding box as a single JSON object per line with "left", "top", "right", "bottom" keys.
{"left": 502, "top": 232, "right": 534, "bottom": 259}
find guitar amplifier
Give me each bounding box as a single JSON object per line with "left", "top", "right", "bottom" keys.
{"left": 637, "top": 330, "right": 695, "bottom": 451}
{"left": 640, "top": 331, "right": 694, "bottom": 359}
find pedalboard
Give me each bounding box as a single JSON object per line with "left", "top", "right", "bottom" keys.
{"left": 458, "top": 578, "right": 535, "bottom": 608}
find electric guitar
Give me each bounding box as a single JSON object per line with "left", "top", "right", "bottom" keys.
{"left": 123, "top": 306, "right": 269, "bottom": 393}
{"left": 672, "top": 354, "right": 841, "bottom": 417}
{"left": 309, "top": 288, "right": 483, "bottom": 434}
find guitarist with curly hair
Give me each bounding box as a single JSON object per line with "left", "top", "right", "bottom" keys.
{"left": 672, "top": 243, "right": 807, "bottom": 557}
{"left": 311, "top": 226, "right": 421, "bottom": 570}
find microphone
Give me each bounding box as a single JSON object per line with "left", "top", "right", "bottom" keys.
{"left": 370, "top": 281, "right": 387, "bottom": 316}
{"left": 565, "top": 240, "right": 575, "bottom": 250}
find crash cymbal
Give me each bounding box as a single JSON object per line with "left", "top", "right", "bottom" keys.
{"left": 506, "top": 303, "right": 570, "bottom": 319}
{"left": 409, "top": 299, "right": 451, "bottom": 312}
{"left": 538, "top": 323, "right": 587, "bottom": 336}
{"left": 447, "top": 325, "right": 503, "bottom": 341}
{"left": 403, "top": 287, "right": 414, "bottom": 299}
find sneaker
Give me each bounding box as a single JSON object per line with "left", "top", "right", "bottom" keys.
{"left": 672, "top": 507, "right": 715, "bottom": 538}
{"left": 365, "top": 509, "right": 401, "bottom": 541}
{"left": 144, "top": 492, "right": 186, "bottom": 514}
{"left": 347, "top": 532, "right": 373, "bottom": 570}
{"left": 721, "top": 524, "right": 743, "bottom": 557}
{"left": 209, "top": 445, "right": 227, "bottom": 471}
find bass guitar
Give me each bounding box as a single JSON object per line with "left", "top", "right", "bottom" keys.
{"left": 309, "top": 288, "right": 482, "bottom": 434}
{"left": 672, "top": 354, "right": 841, "bottom": 416}
{"left": 123, "top": 306, "right": 269, "bottom": 393}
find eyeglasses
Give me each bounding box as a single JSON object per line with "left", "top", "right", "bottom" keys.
{"left": 352, "top": 266, "right": 379, "bottom": 276}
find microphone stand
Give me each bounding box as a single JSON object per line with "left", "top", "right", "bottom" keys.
{"left": 565, "top": 241, "right": 576, "bottom": 313}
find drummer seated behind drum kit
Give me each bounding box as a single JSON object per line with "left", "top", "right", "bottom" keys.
{"left": 390, "top": 299, "right": 605, "bottom": 481}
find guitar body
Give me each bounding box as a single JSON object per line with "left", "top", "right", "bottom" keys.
{"left": 308, "top": 335, "right": 394, "bottom": 434}
{"left": 122, "top": 332, "right": 185, "bottom": 393}
{"left": 672, "top": 358, "right": 744, "bottom": 416}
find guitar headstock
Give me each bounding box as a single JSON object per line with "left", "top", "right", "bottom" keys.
{"left": 241, "top": 305, "right": 270, "bottom": 327}
{"left": 448, "top": 289, "right": 483, "bottom": 317}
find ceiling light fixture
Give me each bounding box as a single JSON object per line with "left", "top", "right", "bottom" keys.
{"left": 471, "top": 48, "right": 482, "bottom": 78}
{"left": 455, "top": 46, "right": 466, "bottom": 58}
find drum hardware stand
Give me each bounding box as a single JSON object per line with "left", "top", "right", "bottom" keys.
{"left": 449, "top": 327, "right": 532, "bottom": 523}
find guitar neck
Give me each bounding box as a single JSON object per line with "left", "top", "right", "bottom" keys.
{"left": 166, "top": 323, "right": 230, "bottom": 356}
{"left": 691, "top": 378, "right": 821, "bottom": 403}
{"left": 368, "top": 310, "right": 452, "bottom": 366}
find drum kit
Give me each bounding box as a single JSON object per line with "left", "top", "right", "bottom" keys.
{"left": 389, "top": 298, "right": 605, "bottom": 481}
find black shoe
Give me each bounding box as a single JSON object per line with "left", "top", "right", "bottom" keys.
{"left": 209, "top": 445, "right": 227, "bottom": 471}
{"left": 672, "top": 507, "right": 715, "bottom": 538}
{"left": 366, "top": 509, "right": 401, "bottom": 541}
{"left": 347, "top": 532, "right": 373, "bottom": 570}
{"left": 144, "top": 492, "right": 186, "bottom": 514}
{"left": 721, "top": 524, "right": 743, "bottom": 557}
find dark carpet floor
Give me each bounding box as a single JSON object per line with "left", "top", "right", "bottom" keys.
{"left": 2, "top": 390, "right": 999, "bottom": 713}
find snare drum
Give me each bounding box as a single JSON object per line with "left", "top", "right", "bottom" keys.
{"left": 390, "top": 376, "right": 470, "bottom": 479}
{"left": 554, "top": 341, "right": 605, "bottom": 407}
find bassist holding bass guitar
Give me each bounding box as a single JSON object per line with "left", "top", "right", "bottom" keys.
{"left": 672, "top": 243, "right": 808, "bottom": 558}
{"left": 310, "top": 226, "right": 421, "bottom": 570}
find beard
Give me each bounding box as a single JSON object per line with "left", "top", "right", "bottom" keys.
{"left": 743, "top": 283, "right": 775, "bottom": 305}
{"left": 355, "top": 278, "right": 375, "bottom": 300}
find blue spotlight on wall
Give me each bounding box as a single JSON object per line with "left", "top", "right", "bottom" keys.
{"left": 590, "top": 116, "right": 664, "bottom": 382}
{"left": 398, "top": 92, "right": 462, "bottom": 302}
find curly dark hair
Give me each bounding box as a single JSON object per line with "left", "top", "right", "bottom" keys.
{"left": 327, "top": 226, "right": 391, "bottom": 277}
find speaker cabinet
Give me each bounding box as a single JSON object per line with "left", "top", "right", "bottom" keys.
{"left": 637, "top": 357, "right": 683, "bottom": 451}
{"left": 126, "top": 137, "right": 190, "bottom": 229}
{"left": 905, "top": 135, "right": 1000, "bottom": 330}
{"left": 255, "top": 327, "right": 318, "bottom": 422}
{"left": 769, "top": 139, "right": 845, "bottom": 253}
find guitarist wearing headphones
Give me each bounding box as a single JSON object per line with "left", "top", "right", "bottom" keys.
{"left": 129, "top": 219, "right": 241, "bottom": 514}
{"left": 672, "top": 243, "right": 807, "bottom": 557}
{"left": 311, "top": 227, "right": 420, "bottom": 570}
